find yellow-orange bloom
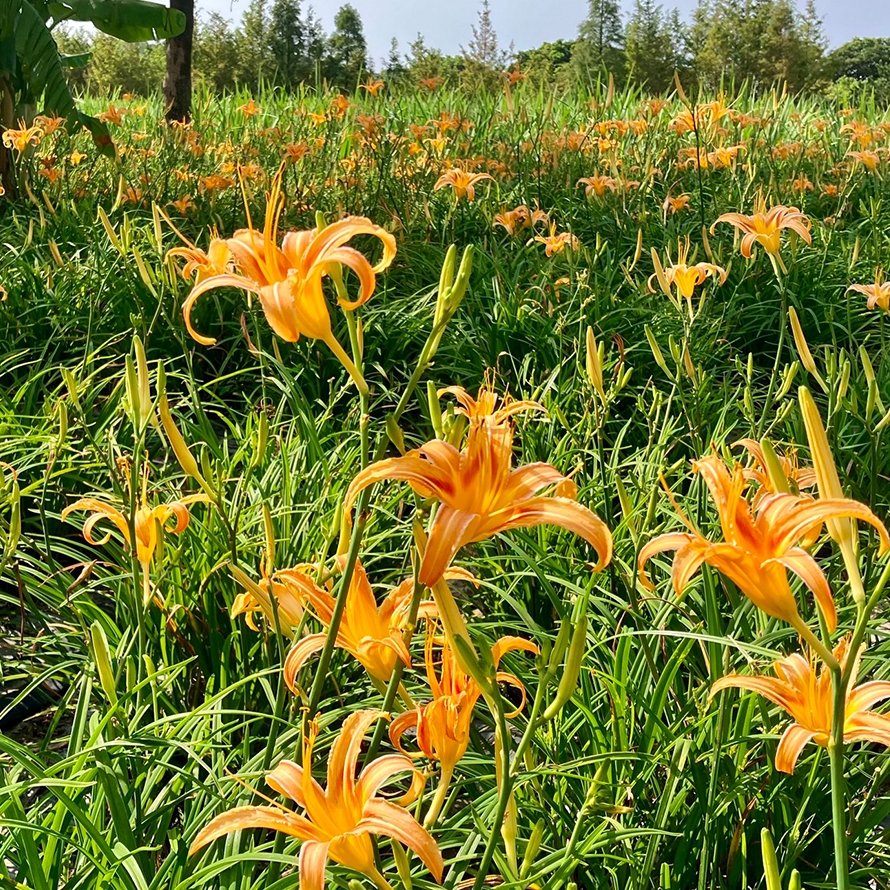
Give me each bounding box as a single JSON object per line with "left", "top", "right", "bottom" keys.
{"left": 711, "top": 197, "right": 811, "bottom": 262}
{"left": 649, "top": 239, "right": 726, "bottom": 315}
{"left": 231, "top": 564, "right": 310, "bottom": 634}
{"left": 493, "top": 205, "right": 548, "bottom": 235}
{"left": 2, "top": 124, "right": 42, "bottom": 154}
{"left": 169, "top": 236, "right": 231, "bottom": 284}
{"left": 283, "top": 559, "right": 442, "bottom": 685}
{"left": 390, "top": 631, "right": 537, "bottom": 825}
{"left": 663, "top": 193, "right": 692, "bottom": 215}
{"left": 639, "top": 454, "right": 888, "bottom": 638}
{"left": 849, "top": 271, "right": 890, "bottom": 312}
{"left": 190, "top": 710, "right": 443, "bottom": 890}
{"left": 345, "top": 384, "right": 612, "bottom": 589}
{"left": 529, "top": 223, "right": 579, "bottom": 257}
{"left": 847, "top": 149, "right": 882, "bottom": 171}
{"left": 177, "top": 167, "right": 395, "bottom": 391}
{"left": 577, "top": 175, "right": 619, "bottom": 198}
{"left": 712, "top": 638, "right": 890, "bottom": 774}
{"left": 359, "top": 79, "right": 385, "bottom": 97}
{"left": 433, "top": 168, "right": 494, "bottom": 202}
{"left": 62, "top": 491, "right": 207, "bottom": 604}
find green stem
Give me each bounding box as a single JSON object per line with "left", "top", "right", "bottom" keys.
{"left": 829, "top": 663, "right": 850, "bottom": 890}
{"left": 472, "top": 686, "right": 513, "bottom": 890}
{"left": 757, "top": 272, "right": 788, "bottom": 438}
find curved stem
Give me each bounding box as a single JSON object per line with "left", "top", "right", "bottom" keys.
{"left": 423, "top": 761, "right": 455, "bottom": 829}
{"left": 792, "top": 617, "right": 839, "bottom": 671}
{"left": 324, "top": 332, "right": 368, "bottom": 396}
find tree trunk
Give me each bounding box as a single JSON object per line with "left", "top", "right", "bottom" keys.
{"left": 1, "top": 75, "right": 15, "bottom": 199}
{"left": 163, "top": 0, "right": 194, "bottom": 123}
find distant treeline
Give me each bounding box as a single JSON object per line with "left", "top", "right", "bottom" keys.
{"left": 56, "top": 0, "right": 890, "bottom": 102}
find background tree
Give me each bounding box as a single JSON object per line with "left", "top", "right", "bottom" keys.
{"left": 302, "top": 7, "right": 328, "bottom": 86}
{"left": 461, "top": 0, "right": 510, "bottom": 90}
{"left": 574, "top": 0, "right": 625, "bottom": 85}
{"left": 163, "top": 0, "right": 194, "bottom": 120}
{"left": 827, "top": 36, "right": 890, "bottom": 104}
{"left": 269, "top": 0, "right": 305, "bottom": 88}
{"left": 193, "top": 13, "right": 240, "bottom": 92}
{"left": 382, "top": 38, "right": 407, "bottom": 86}
{"left": 625, "top": 0, "right": 685, "bottom": 93}
{"left": 326, "top": 4, "right": 367, "bottom": 90}
{"left": 235, "top": 0, "right": 273, "bottom": 91}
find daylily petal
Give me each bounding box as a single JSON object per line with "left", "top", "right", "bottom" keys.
{"left": 299, "top": 840, "right": 331, "bottom": 890}
{"left": 358, "top": 799, "right": 445, "bottom": 882}
{"left": 189, "top": 805, "right": 322, "bottom": 854}
{"left": 775, "top": 723, "right": 815, "bottom": 774}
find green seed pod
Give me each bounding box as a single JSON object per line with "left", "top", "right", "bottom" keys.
{"left": 542, "top": 613, "right": 588, "bottom": 721}
{"left": 90, "top": 622, "right": 118, "bottom": 707}
{"left": 761, "top": 828, "right": 781, "bottom": 890}
{"left": 520, "top": 819, "right": 545, "bottom": 879}
{"left": 427, "top": 380, "right": 443, "bottom": 439}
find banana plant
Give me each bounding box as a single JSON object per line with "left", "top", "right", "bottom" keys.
{"left": 0, "top": 0, "right": 185, "bottom": 193}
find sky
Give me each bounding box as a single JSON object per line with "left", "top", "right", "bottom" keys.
{"left": 201, "top": 0, "right": 890, "bottom": 64}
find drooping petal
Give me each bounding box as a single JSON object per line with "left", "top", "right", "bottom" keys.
{"left": 418, "top": 505, "right": 478, "bottom": 587}
{"left": 298, "top": 840, "right": 331, "bottom": 890}
{"left": 491, "top": 635, "right": 539, "bottom": 666}
{"left": 774, "top": 549, "right": 837, "bottom": 632}
{"left": 845, "top": 711, "right": 890, "bottom": 749}
{"left": 775, "top": 723, "right": 816, "bottom": 774}
{"left": 182, "top": 273, "right": 259, "bottom": 345}
{"left": 189, "top": 805, "right": 323, "bottom": 855}
{"left": 355, "top": 754, "right": 418, "bottom": 805}
{"left": 283, "top": 635, "right": 326, "bottom": 693}
{"left": 847, "top": 681, "right": 890, "bottom": 715}
{"left": 638, "top": 532, "right": 698, "bottom": 590}
{"left": 489, "top": 496, "right": 612, "bottom": 571}
{"left": 388, "top": 711, "right": 421, "bottom": 757}
{"left": 710, "top": 673, "right": 796, "bottom": 712}
{"left": 358, "top": 799, "right": 444, "bottom": 882}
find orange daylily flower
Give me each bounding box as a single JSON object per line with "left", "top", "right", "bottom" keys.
{"left": 433, "top": 167, "right": 494, "bottom": 202}
{"left": 734, "top": 438, "right": 816, "bottom": 507}
{"left": 849, "top": 271, "right": 890, "bottom": 312}
{"left": 639, "top": 454, "right": 889, "bottom": 649}
{"left": 177, "top": 166, "right": 396, "bottom": 392}
{"left": 847, "top": 149, "right": 882, "bottom": 171}
{"left": 344, "top": 384, "right": 612, "bottom": 590}
{"left": 169, "top": 235, "right": 232, "bottom": 284}
{"left": 359, "top": 79, "right": 385, "bottom": 97}
{"left": 649, "top": 238, "right": 727, "bottom": 316}
{"left": 190, "top": 710, "right": 444, "bottom": 890}
{"left": 493, "top": 205, "right": 548, "bottom": 236}
{"left": 282, "top": 559, "right": 443, "bottom": 685}
{"left": 529, "top": 223, "right": 579, "bottom": 257}
{"left": 62, "top": 489, "right": 207, "bottom": 604}
{"left": 231, "top": 563, "right": 310, "bottom": 634}
{"left": 711, "top": 197, "right": 811, "bottom": 269}
{"left": 390, "top": 631, "right": 537, "bottom": 826}
{"left": 237, "top": 99, "right": 260, "bottom": 117}
{"left": 577, "top": 175, "right": 619, "bottom": 198}
{"left": 712, "top": 638, "right": 890, "bottom": 774}
{"left": 663, "top": 193, "right": 692, "bottom": 215}
{"left": 2, "top": 124, "right": 42, "bottom": 154}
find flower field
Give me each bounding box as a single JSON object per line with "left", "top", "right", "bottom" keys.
{"left": 4, "top": 80, "right": 890, "bottom": 890}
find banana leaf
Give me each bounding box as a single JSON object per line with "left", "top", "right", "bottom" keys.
{"left": 48, "top": 0, "right": 185, "bottom": 41}
{"left": 14, "top": 0, "right": 113, "bottom": 155}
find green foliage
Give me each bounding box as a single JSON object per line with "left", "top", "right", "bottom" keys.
{"left": 574, "top": 0, "right": 626, "bottom": 86}
{"left": 827, "top": 37, "right": 890, "bottom": 105}
{"left": 84, "top": 31, "right": 165, "bottom": 96}
{"left": 325, "top": 3, "right": 366, "bottom": 91}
